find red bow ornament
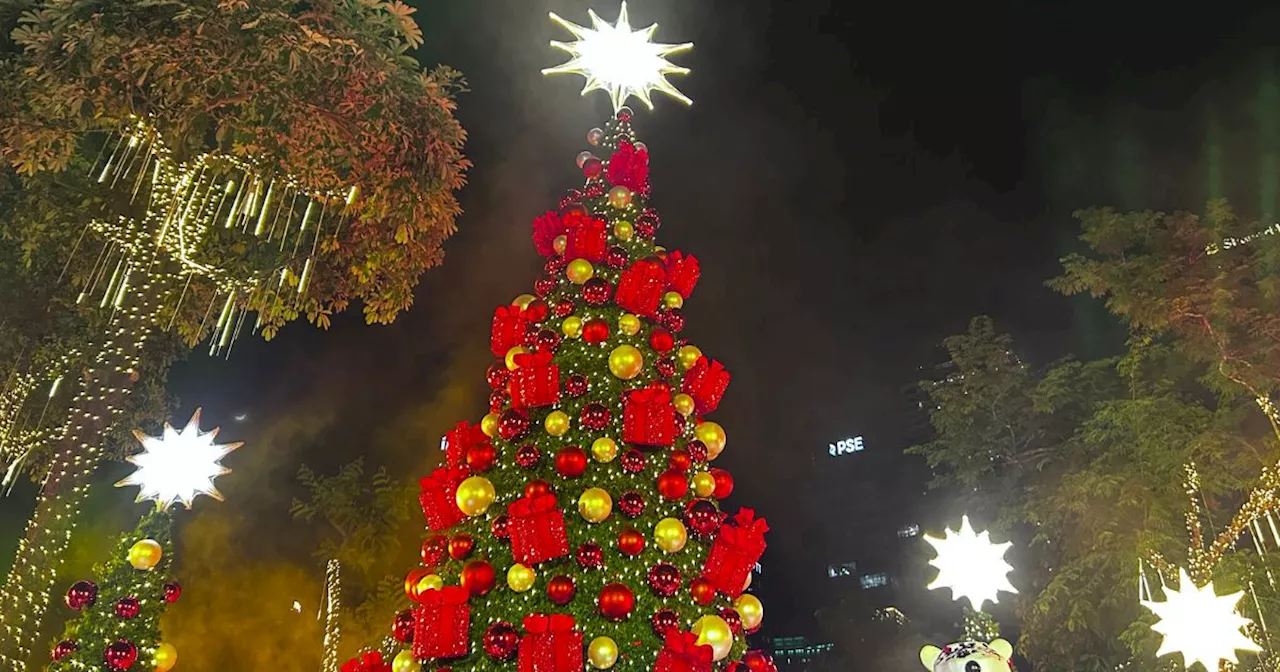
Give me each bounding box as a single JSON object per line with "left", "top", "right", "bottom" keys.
{"left": 624, "top": 383, "right": 676, "bottom": 447}
{"left": 444, "top": 421, "right": 487, "bottom": 470}
{"left": 682, "top": 356, "right": 730, "bottom": 414}
{"left": 413, "top": 586, "right": 470, "bottom": 659}
{"left": 616, "top": 259, "right": 666, "bottom": 317}
{"left": 342, "top": 651, "right": 392, "bottom": 672}
{"left": 607, "top": 140, "right": 651, "bottom": 193}
{"left": 507, "top": 493, "right": 570, "bottom": 565}
{"left": 491, "top": 305, "right": 530, "bottom": 358}
{"left": 510, "top": 351, "right": 561, "bottom": 409}
{"left": 518, "top": 614, "right": 582, "bottom": 672}
{"left": 564, "top": 214, "right": 607, "bottom": 263}
{"left": 532, "top": 211, "right": 567, "bottom": 257}
{"left": 418, "top": 466, "right": 470, "bottom": 532}
{"left": 701, "top": 508, "right": 769, "bottom": 597}
{"left": 664, "top": 251, "right": 700, "bottom": 299}
{"left": 654, "top": 631, "right": 713, "bottom": 672}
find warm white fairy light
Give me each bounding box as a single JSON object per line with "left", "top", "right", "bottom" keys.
{"left": 1142, "top": 568, "right": 1261, "bottom": 670}
{"left": 116, "top": 408, "right": 240, "bottom": 511}
{"left": 923, "top": 515, "right": 1017, "bottom": 611}
{"left": 543, "top": 2, "right": 693, "bottom": 111}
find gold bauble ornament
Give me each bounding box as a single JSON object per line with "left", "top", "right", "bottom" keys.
{"left": 654, "top": 517, "right": 688, "bottom": 553}
{"left": 480, "top": 412, "right": 500, "bottom": 438}
{"left": 507, "top": 563, "right": 536, "bottom": 592}
{"left": 512, "top": 294, "right": 537, "bottom": 310}
{"left": 618, "top": 314, "right": 641, "bottom": 336}
{"left": 567, "top": 258, "right": 595, "bottom": 284}
{"left": 692, "top": 471, "right": 716, "bottom": 498}
{"left": 591, "top": 437, "right": 619, "bottom": 463}
{"left": 127, "top": 539, "right": 163, "bottom": 570}
{"left": 614, "top": 220, "right": 635, "bottom": 241}
{"left": 663, "top": 292, "right": 684, "bottom": 309}
{"left": 692, "top": 615, "right": 734, "bottom": 661}
{"left": 735, "top": 593, "right": 764, "bottom": 631}
{"left": 608, "top": 345, "right": 644, "bottom": 380}
{"left": 456, "top": 476, "right": 496, "bottom": 516}
{"left": 578, "top": 487, "right": 613, "bottom": 523}
{"left": 607, "top": 185, "right": 633, "bottom": 209}
{"left": 416, "top": 573, "right": 444, "bottom": 594}
{"left": 505, "top": 346, "right": 527, "bottom": 371}
{"left": 153, "top": 642, "right": 178, "bottom": 671}
{"left": 695, "top": 421, "right": 727, "bottom": 459}
{"left": 588, "top": 636, "right": 619, "bottom": 669}
{"left": 562, "top": 316, "right": 584, "bottom": 339}
{"left": 553, "top": 235, "right": 568, "bottom": 255}
{"left": 678, "top": 345, "right": 703, "bottom": 370}
{"left": 392, "top": 650, "right": 421, "bottom": 672}
{"left": 545, "top": 411, "right": 571, "bottom": 437}
{"left": 673, "top": 393, "right": 696, "bottom": 417}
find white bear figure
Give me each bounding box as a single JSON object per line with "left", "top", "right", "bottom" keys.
{"left": 918, "top": 639, "right": 1015, "bottom": 672}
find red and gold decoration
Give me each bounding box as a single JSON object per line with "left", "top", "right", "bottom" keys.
{"left": 419, "top": 467, "right": 469, "bottom": 531}
{"left": 508, "top": 493, "right": 570, "bottom": 565}
{"left": 702, "top": 509, "right": 768, "bottom": 597}
{"left": 624, "top": 383, "right": 676, "bottom": 447}
{"left": 413, "top": 586, "right": 470, "bottom": 659}
{"left": 511, "top": 351, "right": 561, "bottom": 410}
{"left": 518, "top": 614, "right": 582, "bottom": 672}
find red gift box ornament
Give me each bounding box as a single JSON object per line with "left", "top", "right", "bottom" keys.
{"left": 616, "top": 259, "right": 667, "bottom": 317}
{"left": 654, "top": 630, "right": 713, "bottom": 672}
{"left": 444, "top": 421, "right": 487, "bottom": 470}
{"left": 624, "top": 383, "right": 676, "bottom": 447}
{"left": 342, "top": 651, "right": 392, "bottom": 672}
{"left": 518, "top": 614, "right": 583, "bottom": 672}
{"left": 664, "top": 251, "right": 700, "bottom": 299}
{"left": 701, "top": 508, "right": 769, "bottom": 597}
{"left": 564, "top": 215, "right": 607, "bottom": 263}
{"left": 508, "top": 493, "right": 570, "bottom": 565}
{"left": 532, "top": 211, "right": 567, "bottom": 257}
{"left": 607, "top": 140, "right": 651, "bottom": 193}
{"left": 510, "top": 351, "right": 561, "bottom": 409}
{"left": 413, "top": 586, "right": 471, "bottom": 659}
{"left": 491, "top": 305, "right": 529, "bottom": 358}
{"left": 681, "top": 357, "right": 730, "bottom": 414}
{"left": 419, "top": 467, "right": 470, "bottom": 532}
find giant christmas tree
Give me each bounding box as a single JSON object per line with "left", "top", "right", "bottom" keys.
{"left": 346, "top": 6, "right": 772, "bottom": 672}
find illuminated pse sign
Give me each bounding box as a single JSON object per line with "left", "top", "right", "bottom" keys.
{"left": 828, "top": 436, "right": 865, "bottom": 456}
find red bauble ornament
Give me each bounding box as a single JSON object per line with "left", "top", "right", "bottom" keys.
{"left": 580, "top": 402, "right": 611, "bottom": 431}
{"left": 461, "top": 560, "right": 496, "bottom": 597}
{"left": 535, "top": 328, "right": 561, "bottom": 353}
{"left": 498, "top": 409, "right": 530, "bottom": 441}
{"left": 651, "top": 609, "right": 680, "bottom": 638}
{"left": 492, "top": 514, "right": 512, "bottom": 540}
{"left": 534, "top": 278, "right": 556, "bottom": 297}
{"left": 668, "top": 451, "right": 691, "bottom": 474}
{"left": 690, "top": 577, "right": 716, "bottom": 605}
{"left": 525, "top": 299, "right": 551, "bottom": 324}
{"left": 606, "top": 246, "right": 629, "bottom": 269}
{"left": 649, "top": 329, "right": 675, "bottom": 353}
{"left": 104, "top": 639, "right": 138, "bottom": 671}
{"left": 547, "top": 575, "right": 577, "bottom": 606}
{"left": 114, "top": 597, "right": 140, "bottom": 619}
{"left": 524, "top": 479, "right": 553, "bottom": 498}
{"left": 711, "top": 468, "right": 735, "bottom": 499}
{"left": 745, "top": 651, "right": 775, "bottom": 672}
{"left": 661, "top": 308, "right": 686, "bottom": 333}
{"left": 554, "top": 298, "right": 576, "bottom": 317}
{"left": 686, "top": 440, "right": 708, "bottom": 463}
{"left": 486, "top": 364, "right": 510, "bottom": 389}
{"left": 655, "top": 358, "right": 677, "bottom": 378}
{"left": 522, "top": 327, "right": 540, "bottom": 349}
{"left": 598, "top": 583, "right": 635, "bottom": 621}
{"left": 583, "top": 157, "right": 604, "bottom": 179}
{"left": 546, "top": 256, "right": 569, "bottom": 275}
{"left": 515, "top": 443, "right": 540, "bottom": 469}
{"left": 618, "top": 529, "right": 645, "bottom": 556}
{"left": 565, "top": 374, "right": 589, "bottom": 397}
{"left": 483, "top": 621, "right": 520, "bottom": 660}
{"left": 51, "top": 640, "right": 78, "bottom": 661}
{"left": 488, "top": 389, "right": 507, "bottom": 413}
{"left": 657, "top": 469, "right": 689, "bottom": 500}
{"left": 393, "top": 609, "right": 416, "bottom": 643}
{"left": 577, "top": 542, "right": 603, "bottom": 569}
{"left": 163, "top": 582, "right": 181, "bottom": 604}
{"left": 647, "top": 563, "right": 682, "bottom": 597}
{"left": 685, "top": 499, "right": 722, "bottom": 538}
{"left": 726, "top": 663, "right": 746, "bottom": 672}
{"left": 582, "top": 278, "right": 612, "bottom": 306}
{"left": 448, "top": 533, "right": 475, "bottom": 560}
{"left": 618, "top": 491, "right": 645, "bottom": 518}
{"left": 465, "top": 442, "right": 497, "bottom": 472}
{"left": 620, "top": 449, "right": 646, "bottom": 474}
{"left": 421, "top": 535, "right": 448, "bottom": 567}
{"left": 636, "top": 218, "right": 657, "bottom": 239}
{"left": 65, "top": 580, "right": 97, "bottom": 610}
{"left": 617, "top": 107, "right": 634, "bottom": 123}
{"left": 583, "top": 318, "right": 610, "bottom": 344}
{"left": 720, "top": 607, "right": 743, "bottom": 634}
{"left": 555, "top": 446, "right": 588, "bottom": 478}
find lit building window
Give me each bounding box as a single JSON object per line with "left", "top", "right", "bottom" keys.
{"left": 827, "top": 561, "right": 856, "bottom": 578}
{"left": 860, "top": 572, "right": 890, "bottom": 589}
{"left": 897, "top": 524, "right": 920, "bottom": 538}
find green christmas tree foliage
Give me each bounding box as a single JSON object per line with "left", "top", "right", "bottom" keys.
{"left": 359, "top": 110, "right": 769, "bottom": 672}
{"left": 48, "top": 510, "right": 179, "bottom": 672}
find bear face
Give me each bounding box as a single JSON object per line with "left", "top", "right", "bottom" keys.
{"left": 919, "top": 639, "right": 1014, "bottom": 672}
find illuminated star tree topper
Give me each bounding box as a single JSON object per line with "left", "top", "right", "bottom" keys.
{"left": 924, "top": 515, "right": 1017, "bottom": 611}
{"left": 1141, "top": 568, "right": 1261, "bottom": 670}
{"left": 116, "top": 408, "right": 241, "bottom": 511}
{"left": 543, "top": 1, "right": 693, "bottom": 111}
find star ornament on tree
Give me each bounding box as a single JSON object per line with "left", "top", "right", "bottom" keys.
{"left": 542, "top": 1, "right": 693, "bottom": 111}
{"left": 1141, "top": 568, "right": 1261, "bottom": 670}
{"left": 116, "top": 409, "right": 241, "bottom": 511}
{"left": 923, "top": 515, "right": 1017, "bottom": 610}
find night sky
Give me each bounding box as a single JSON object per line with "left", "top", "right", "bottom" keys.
{"left": 7, "top": 0, "right": 1280, "bottom": 665}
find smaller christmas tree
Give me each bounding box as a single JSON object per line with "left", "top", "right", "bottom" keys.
{"left": 48, "top": 409, "right": 239, "bottom": 671}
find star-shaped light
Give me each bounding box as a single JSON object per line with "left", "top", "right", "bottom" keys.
{"left": 116, "top": 409, "right": 240, "bottom": 511}
{"left": 1141, "top": 568, "right": 1261, "bottom": 670}
{"left": 923, "top": 515, "right": 1017, "bottom": 610}
{"left": 543, "top": 2, "right": 693, "bottom": 111}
